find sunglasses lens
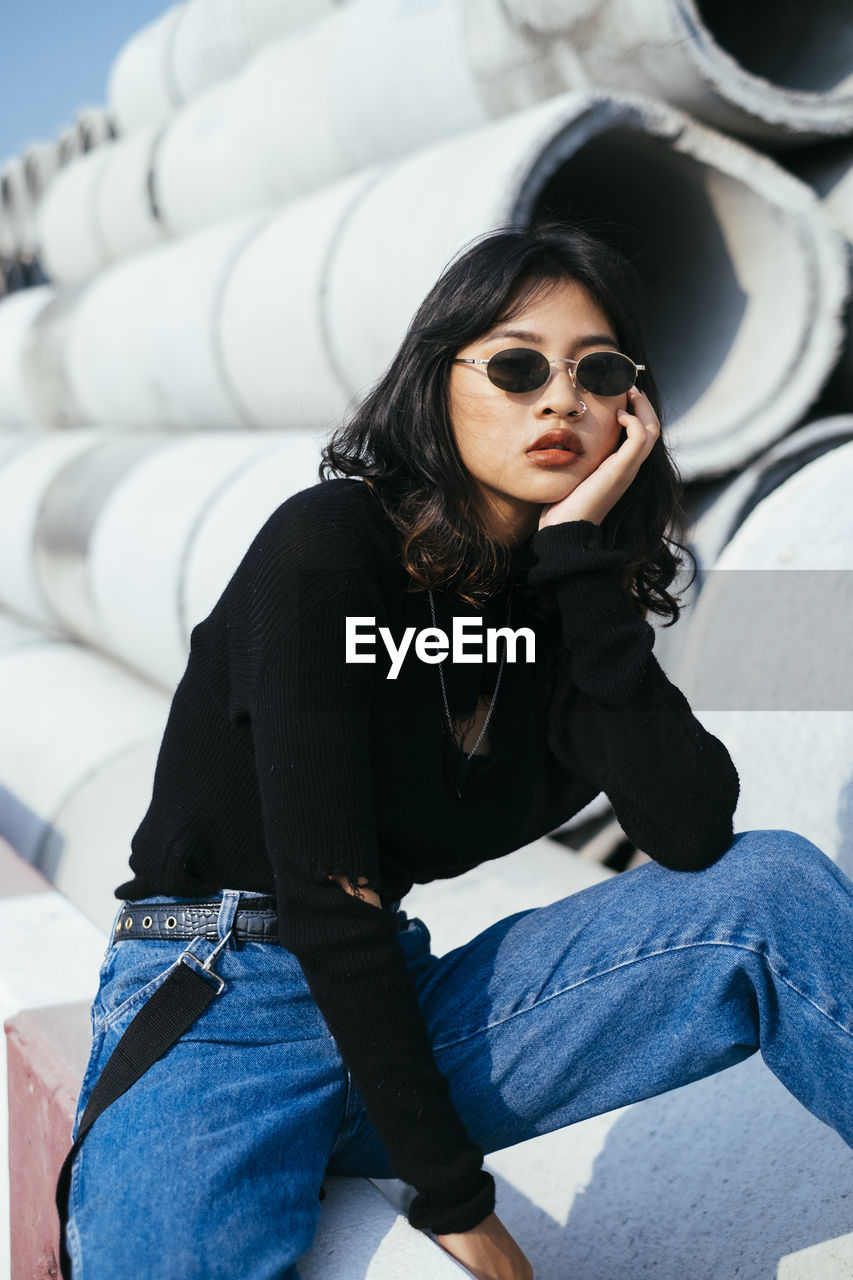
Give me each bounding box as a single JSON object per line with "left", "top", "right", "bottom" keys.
{"left": 576, "top": 352, "right": 637, "bottom": 396}
{"left": 486, "top": 348, "right": 550, "bottom": 393}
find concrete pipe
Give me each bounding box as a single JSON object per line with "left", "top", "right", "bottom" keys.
{"left": 64, "top": 210, "right": 268, "bottom": 430}
{"left": 218, "top": 168, "right": 379, "bottom": 430}
{"left": 47, "top": 737, "right": 166, "bottom": 928}
{"left": 36, "top": 148, "right": 115, "bottom": 284}
{"left": 0, "top": 608, "right": 65, "bottom": 658}
{"left": 181, "top": 90, "right": 852, "bottom": 457}
{"left": 180, "top": 432, "right": 327, "bottom": 626}
{"left": 87, "top": 431, "right": 322, "bottom": 684}
{"left": 106, "top": 5, "right": 187, "bottom": 136}
{"left": 74, "top": 106, "right": 116, "bottom": 153}
{"left": 2, "top": 430, "right": 322, "bottom": 686}
{"left": 686, "top": 415, "right": 853, "bottom": 573}
{"left": 0, "top": 287, "right": 56, "bottom": 428}
{"left": 675, "top": 441, "right": 853, "bottom": 868}
{"left": 170, "top": 0, "right": 341, "bottom": 107}
{"left": 108, "top": 0, "right": 341, "bottom": 137}
{"left": 36, "top": 92, "right": 848, "bottom": 476}
{"left": 18, "top": 143, "right": 61, "bottom": 260}
{"left": 787, "top": 138, "right": 853, "bottom": 406}
{"left": 77, "top": 432, "right": 315, "bottom": 684}
{"left": 38, "top": 128, "right": 167, "bottom": 285}
{"left": 0, "top": 189, "right": 15, "bottom": 264}
{"left": 0, "top": 635, "right": 168, "bottom": 917}
{"left": 0, "top": 429, "right": 106, "bottom": 625}
{"left": 0, "top": 158, "right": 29, "bottom": 262}
{"left": 22, "top": 142, "right": 62, "bottom": 207}
{"left": 654, "top": 414, "right": 853, "bottom": 685}
{"left": 0, "top": 435, "right": 39, "bottom": 471}
{"left": 56, "top": 125, "right": 79, "bottom": 168}
{"left": 499, "top": 0, "right": 853, "bottom": 148}
{"left": 319, "top": 92, "right": 847, "bottom": 479}
{"left": 109, "top": 0, "right": 853, "bottom": 258}
{"left": 155, "top": 0, "right": 490, "bottom": 236}
{"left": 47, "top": 0, "right": 853, "bottom": 275}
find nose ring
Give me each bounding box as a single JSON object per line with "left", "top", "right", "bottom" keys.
{"left": 569, "top": 400, "right": 587, "bottom": 417}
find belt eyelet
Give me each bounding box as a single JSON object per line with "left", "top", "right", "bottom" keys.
{"left": 165, "top": 916, "right": 177, "bottom": 930}
{"left": 124, "top": 917, "right": 133, "bottom": 929}
{"left": 142, "top": 916, "right": 152, "bottom": 929}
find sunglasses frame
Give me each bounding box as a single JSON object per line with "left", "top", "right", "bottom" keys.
{"left": 453, "top": 348, "right": 645, "bottom": 396}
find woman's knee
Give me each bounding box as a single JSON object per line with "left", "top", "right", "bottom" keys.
{"left": 728, "top": 828, "right": 826, "bottom": 867}
{"left": 708, "top": 828, "right": 835, "bottom": 899}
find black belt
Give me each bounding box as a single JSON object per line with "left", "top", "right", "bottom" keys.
{"left": 113, "top": 898, "right": 281, "bottom": 944}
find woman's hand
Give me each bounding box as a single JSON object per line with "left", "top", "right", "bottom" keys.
{"left": 435, "top": 1211, "right": 534, "bottom": 1280}
{"left": 327, "top": 874, "right": 382, "bottom": 909}
{"left": 538, "top": 386, "right": 659, "bottom": 531}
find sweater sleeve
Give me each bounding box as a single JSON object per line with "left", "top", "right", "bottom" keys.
{"left": 248, "top": 575, "right": 495, "bottom": 1236}
{"left": 528, "top": 521, "right": 740, "bottom": 870}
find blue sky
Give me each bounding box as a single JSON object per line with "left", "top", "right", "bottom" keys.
{"left": 1, "top": 0, "right": 171, "bottom": 161}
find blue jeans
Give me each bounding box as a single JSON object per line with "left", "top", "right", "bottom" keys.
{"left": 65, "top": 830, "right": 853, "bottom": 1278}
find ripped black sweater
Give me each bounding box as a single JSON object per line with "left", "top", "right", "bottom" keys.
{"left": 117, "top": 477, "right": 740, "bottom": 1235}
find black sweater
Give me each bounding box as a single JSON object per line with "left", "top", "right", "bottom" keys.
{"left": 117, "top": 477, "right": 740, "bottom": 1235}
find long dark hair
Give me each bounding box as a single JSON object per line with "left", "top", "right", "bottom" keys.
{"left": 320, "top": 222, "right": 694, "bottom": 625}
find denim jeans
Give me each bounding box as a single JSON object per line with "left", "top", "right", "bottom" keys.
{"left": 65, "top": 829, "right": 853, "bottom": 1278}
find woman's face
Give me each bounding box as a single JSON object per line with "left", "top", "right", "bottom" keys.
{"left": 447, "top": 277, "right": 627, "bottom": 545}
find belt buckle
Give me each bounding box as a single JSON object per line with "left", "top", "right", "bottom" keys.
{"left": 178, "top": 928, "right": 232, "bottom": 996}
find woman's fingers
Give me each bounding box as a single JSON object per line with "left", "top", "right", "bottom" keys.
{"left": 537, "top": 386, "right": 660, "bottom": 529}
{"left": 617, "top": 387, "right": 660, "bottom": 450}
{"left": 327, "top": 874, "right": 383, "bottom": 909}
{"left": 435, "top": 1211, "right": 534, "bottom": 1280}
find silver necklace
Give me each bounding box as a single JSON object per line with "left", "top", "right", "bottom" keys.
{"left": 428, "top": 589, "right": 512, "bottom": 761}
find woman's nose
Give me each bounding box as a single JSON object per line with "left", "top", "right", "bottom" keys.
{"left": 535, "top": 365, "right": 585, "bottom": 415}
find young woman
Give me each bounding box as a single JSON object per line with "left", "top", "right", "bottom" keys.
{"left": 61, "top": 224, "right": 853, "bottom": 1280}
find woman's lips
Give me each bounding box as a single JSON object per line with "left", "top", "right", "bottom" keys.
{"left": 525, "top": 426, "right": 584, "bottom": 466}
{"left": 525, "top": 447, "right": 582, "bottom": 467}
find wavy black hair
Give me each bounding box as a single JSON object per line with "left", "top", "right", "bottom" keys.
{"left": 320, "top": 222, "right": 694, "bottom": 624}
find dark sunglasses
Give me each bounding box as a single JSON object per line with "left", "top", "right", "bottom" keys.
{"left": 453, "top": 348, "right": 645, "bottom": 396}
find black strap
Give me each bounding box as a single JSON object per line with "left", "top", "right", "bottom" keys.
{"left": 55, "top": 958, "right": 222, "bottom": 1279}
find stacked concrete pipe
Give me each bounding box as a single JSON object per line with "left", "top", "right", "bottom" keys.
{"left": 1, "top": 109, "right": 114, "bottom": 294}
{"left": 787, "top": 139, "right": 853, "bottom": 404}
{"left": 0, "top": 429, "right": 323, "bottom": 687}
{"left": 687, "top": 414, "right": 853, "bottom": 572}
{"left": 35, "top": 128, "right": 169, "bottom": 283}
{"left": 675, "top": 440, "right": 853, "bottom": 870}
{"left": 19, "top": 93, "right": 850, "bottom": 483}
{"left": 497, "top": 0, "right": 853, "bottom": 147}
{"left": 0, "top": 608, "right": 169, "bottom": 928}
{"left": 107, "top": 0, "right": 343, "bottom": 135}
{"left": 652, "top": 414, "right": 853, "bottom": 686}
{"left": 0, "top": 159, "right": 28, "bottom": 275}
{"left": 37, "top": 0, "right": 853, "bottom": 284}
{"left": 0, "top": 285, "right": 55, "bottom": 426}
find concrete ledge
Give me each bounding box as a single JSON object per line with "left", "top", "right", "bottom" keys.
{"left": 5, "top": 1004, "right": 91, "bottom": 1280}
{"left": 4, "top": 1000, "right": 466, "bottom": 1279}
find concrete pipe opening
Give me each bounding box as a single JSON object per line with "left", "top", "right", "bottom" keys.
{"left": 695, "top": 1, "right": 853, "bottom": 96}
{"left": 521, "top": 119, "right": 842, "bottom": 477}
